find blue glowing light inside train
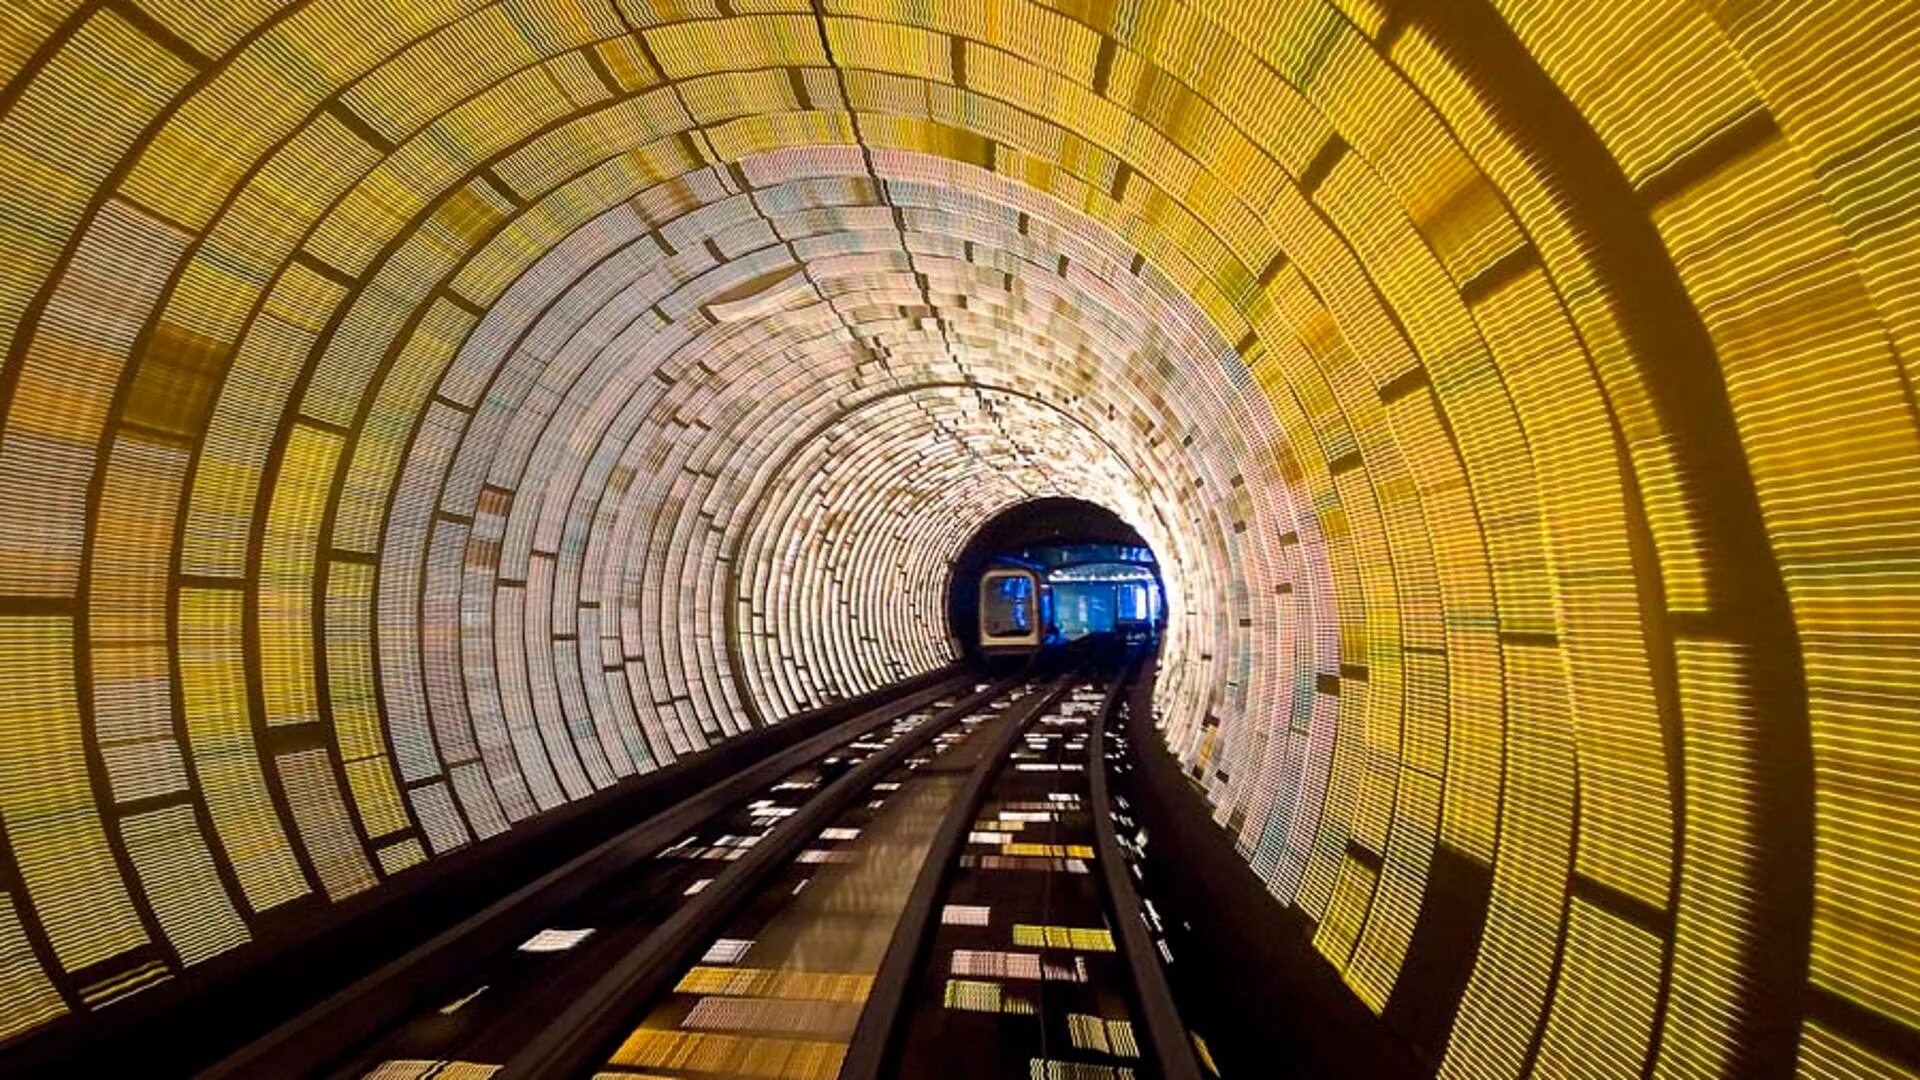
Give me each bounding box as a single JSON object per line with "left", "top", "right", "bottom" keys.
{"left": 1046, "top": 559, "right": 1162, "bottom": 640}
{"left": 987, "top": 574, "right": 1034, "bottom": 635}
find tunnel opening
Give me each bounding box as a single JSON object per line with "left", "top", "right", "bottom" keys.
{"left": 945, "top": 497, "right": 1164, "bottom": 664}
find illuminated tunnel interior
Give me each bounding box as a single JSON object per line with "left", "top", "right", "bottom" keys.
{"left": 0, "top": 0, "right": 1916, "bottom": 1076}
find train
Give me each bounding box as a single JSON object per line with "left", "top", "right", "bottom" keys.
{"left": 975, "top": 548, "right": 1165, "bottom": 658}
{"left": 976, "top": 563, "right": 1055, "bottom": 655}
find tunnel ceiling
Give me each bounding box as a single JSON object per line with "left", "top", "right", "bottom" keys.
{"left": 0, "top": 0, "right": 1916, "bottom": 1074}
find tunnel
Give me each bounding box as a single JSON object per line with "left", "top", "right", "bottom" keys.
{"left": 0, "top": 0, "right": 1915, "bottom": 1076}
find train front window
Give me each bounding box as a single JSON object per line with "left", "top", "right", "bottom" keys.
{"left": 983, "top": 575, "right": 1033, "bottom": 637}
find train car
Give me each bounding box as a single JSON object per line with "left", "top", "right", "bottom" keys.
{"left": 977, "top": 566, "right": 1047, "bottom": 654}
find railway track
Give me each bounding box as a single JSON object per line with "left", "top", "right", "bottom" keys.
{"left": 211, "top": 648, "right": 1199, "bottom": 1080}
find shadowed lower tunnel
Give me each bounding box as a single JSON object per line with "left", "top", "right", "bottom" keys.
{"left": 0, "top": 0, "right": 1915, "bottom": 1076}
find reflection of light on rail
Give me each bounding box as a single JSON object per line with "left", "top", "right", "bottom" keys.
{"left": 700, "top": 939, "right": 753, "bottom": 965}
{"left": 608, "top": 1030, "right": 846, "bottom": 1078}
{"left": 363, "top": 1060, "right": 500, "bottom": 1079}
{"left": 959, "top": 854, "right": 1091, "bottom": 874}
{"left": 516, "top": 929, "right": 593, "bottom": 953}
{"left": 1003, "top": 843, "right": 1095, "bottom": 859}
{"left": 1028, "top": 1059, "right": 1134, "bottom": 1079}
{"left": 1011, "top": 925, "right": 1116, "bottom": 952}
{"left": 949, "top": 950, "right": 1078, "bottom": 982}
{"left": 941, "top": 906, "right": 992, "bottom": 927}
{"left": 681, "top": 996, "right": 862, "bottom": 1036}
{"left": 1069, "top": 1014, "right": 1141, "bottom": 1058}
{"left": 942, "top": 979, "right": 1036, "bottom": 1014}
{"left": 674, "top": 967, "right": 873, "bottom": 1002}
{"left": 436, "top": 986, "right": 488, "bottom": 1016}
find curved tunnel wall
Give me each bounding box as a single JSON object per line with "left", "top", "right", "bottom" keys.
{"left": 0, "top": 1, "right": 1915, "bottom": 1075}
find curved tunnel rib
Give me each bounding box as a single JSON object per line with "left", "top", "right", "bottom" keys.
{"left": 0, "top": 1, "right": 1916, "bottom": 1077}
